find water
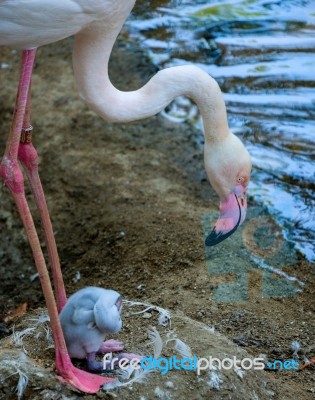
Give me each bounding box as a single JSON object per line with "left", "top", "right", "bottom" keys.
{"left": 128, "top": 0, "right": 315, "bottom": 262}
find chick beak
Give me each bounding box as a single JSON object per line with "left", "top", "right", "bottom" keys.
{"left": 115, "top": 296, "right": 123, "bottom": 314}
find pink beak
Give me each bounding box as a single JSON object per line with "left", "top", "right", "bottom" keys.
{"left": 205, "top": 184, "right": 247, "bottom": 246}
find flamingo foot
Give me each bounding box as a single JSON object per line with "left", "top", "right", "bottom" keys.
{"left": 299, "top": 356, "right": 315, "bottom": 371}
{"left": 56, "top": 349, "right": 115, "bottom": 393}
{"left": 98, "top": 339, "right": 124, "bottom": 353}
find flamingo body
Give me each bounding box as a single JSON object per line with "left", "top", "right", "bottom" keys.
{"left": 0, "top": 0, "right": 124, "bottom": 49}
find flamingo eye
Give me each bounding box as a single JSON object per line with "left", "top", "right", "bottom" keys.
{"left": 237, "top": 176, "right": 244, "bottom": 183}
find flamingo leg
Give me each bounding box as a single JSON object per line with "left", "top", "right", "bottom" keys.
{"left": 0, "top": 49, "right": 114, "bottom": 393}
{"left": 18, "top": 81, "right": 67, "bottom": 312}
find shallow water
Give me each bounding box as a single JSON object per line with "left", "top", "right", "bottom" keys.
{"left": 129, "top": 0, "right": 315, "bottom": 262}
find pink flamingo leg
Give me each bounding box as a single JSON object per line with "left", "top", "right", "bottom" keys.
{"left": 18, "top": 90, "right": 67, "bottom": 312}
{"left": 98, "top": 339, "right": 124, "bottom": 353}
{"left": 0, "top": 49, "right": 114, "bottom": 393}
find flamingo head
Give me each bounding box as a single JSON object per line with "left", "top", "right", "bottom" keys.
{"left": 204, "top": 132, "right": 251, "bottom": 246}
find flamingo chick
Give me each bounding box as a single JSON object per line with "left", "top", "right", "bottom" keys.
{"left": 60, "top": 287, "right": 136, "bottom": 372}
{"left": 0, "top": 0, "right": 251, "bottom": 393}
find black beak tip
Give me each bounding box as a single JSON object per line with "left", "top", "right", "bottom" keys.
{"left": 205, "top": 223, "right": 240, "bottom": 247}
{"left": 205, "top": 229, "right": 225, "bottom": 246}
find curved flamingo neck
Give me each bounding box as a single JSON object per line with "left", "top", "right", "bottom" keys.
{"left": 73, "top": 15, "right": 229, "bottom": 142}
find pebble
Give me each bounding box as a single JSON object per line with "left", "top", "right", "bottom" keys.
{"left": 164, "top": 381, "right": 175, "bottom": 389}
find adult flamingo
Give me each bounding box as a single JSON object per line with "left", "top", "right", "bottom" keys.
{"left": 0, "top": 0, "right": 251, "bottom": 393}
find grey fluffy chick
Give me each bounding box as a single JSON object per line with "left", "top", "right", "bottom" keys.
{"left": 60, "top": 286, "right": 123, "bottom": 371}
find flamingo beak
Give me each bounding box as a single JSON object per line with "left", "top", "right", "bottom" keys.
{"left": 205, "top": 184, "right": 247, "bottom": 246}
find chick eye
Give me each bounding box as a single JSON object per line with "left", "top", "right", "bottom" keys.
{"left": 88, "top": 322, "right": 97, "bottom": 330}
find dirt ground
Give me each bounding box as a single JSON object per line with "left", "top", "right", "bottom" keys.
{"left": 0, "top": 31, "right": 314, "bottom": 399}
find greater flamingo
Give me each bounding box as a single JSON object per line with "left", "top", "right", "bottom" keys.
{"left": 0, "top": 0, "right": 251, "bottom": 393}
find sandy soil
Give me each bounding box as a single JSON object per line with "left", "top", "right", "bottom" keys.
{"left": 0, "top": 33, "right": 314, "bottom": 399}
